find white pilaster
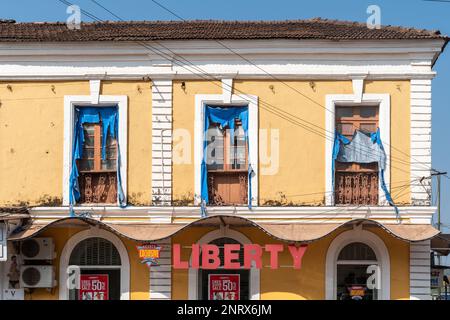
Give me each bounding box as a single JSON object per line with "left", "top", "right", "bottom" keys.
{"left": 410, "top": 240, "right": 431, "bottom": 300}
{"left": 149, "top": 239, "right": 172, "bottom": 300}
{"left": 410, "top": 79, "right": 432, "bottom": 205}
{"left": 151, "top": 80, "right": 173, "bottom": 205}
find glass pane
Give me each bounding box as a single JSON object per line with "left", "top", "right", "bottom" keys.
{"left": 337, "top": 123, "right": 354, "bottom": 136}
{"left": 101, "top": 159, "right": 117, "bottom": 171}
{"left": 206, "top": 127, "right": 224, "bottom": 170}
{"left": 338, "top": 243, "right": 377, "bottom": 261}
{"left": 83, "top": 133, "right": 94, "bottom": 147}
{"left": 78, "top": 160, "right": 94, "bottom": 171}
{"left": 82, "top": 148, "right": 94, "bottom": 159}
{"left": 360, "top": 107, "right": 377, "bottom": 118}
{"left": 336, "top": 107, "right": 353, "bottom": 118}
{"left": 106, "top": 147, "right": 117, "bottom": 159}
{"left": 336, "top": 265, "right": 378, "bottom": 300}
{"left": 106, "top": 135, "right": 116, "bottom": 147}
{"left": 360, "top": 123, "right": 376, "bottom": 133}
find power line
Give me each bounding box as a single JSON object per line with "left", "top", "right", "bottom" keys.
{"left": 82, "top": 0, "right": 429, "bottom": 175}
{"left": 148, "top": 0, "right": 433, "bottom": 172}
{"left": 53, "top": 0, "right": 431, "bottom": 180}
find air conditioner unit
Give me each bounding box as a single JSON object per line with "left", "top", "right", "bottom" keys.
{"left": 20, "top": 238, "right": 55, "bottom": 260}
{"left": 20, "top": 265, "right": 56, "bottom": 288}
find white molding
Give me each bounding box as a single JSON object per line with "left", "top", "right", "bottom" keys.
{"left": 58, "top": 227, "right": 130, "bottom": 300}
{"left": 188, "top": 228, "right": 260, "bottom": 300}
{"left": 28, "top": 205, "right": 436, "bottom": 225}
{"left": 0, "top": 39, "right": 443, "bottom": 81}
{"left": 62, "top": 94, "right": 128, "bottom": 206}
{"left": 351, "top": 77, "right": 366, "bottom": 103}
{"left": 325, "top": 228, "right": 390, "bottom": 300}
{"left": 89, "top": 80, "right": 101, "bottom": 104}
{"left": 325, "top": 94, "right": 391, "bottom": 206}
{"left": 194, "top": 93, "right": 259, "bottom": 207}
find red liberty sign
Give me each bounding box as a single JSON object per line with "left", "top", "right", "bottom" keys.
{"left": 172, "top": 244, "right": 307, "bottom": 269}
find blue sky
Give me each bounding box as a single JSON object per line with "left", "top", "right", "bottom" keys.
{"left": 2, "top": 0, "right": 450, "bottom": 231}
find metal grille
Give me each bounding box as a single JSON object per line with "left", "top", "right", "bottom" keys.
{"left": 338, "top": 242, "right": 377, "bottom": 261}
{"left": 69, "top": 237, "right": 121, "bottom": 266}
{"left": 335, "top": 172, "right": 378, "bottom": 205}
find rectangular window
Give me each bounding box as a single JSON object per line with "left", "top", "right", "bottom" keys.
{"left": 77, "top": 121, "right": 118, "bottom": 204}
{"left": 206, "top": 119, "right": 248, "bottom": 205}
{"left": 335, "top": 106, "right": 379, "bottom": 205}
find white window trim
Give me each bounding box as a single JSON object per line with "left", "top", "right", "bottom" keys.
{"left": 59, "top": 227, "right": 130, "bottom": 300}
{"left": 325, "top": 94, "right": 391, "bottom": 206}
{"left": 325, "top": 227, "right": 391, "bottom": 300}
{"left": 188, "top": 227, "right": 260, "bottom": 300}
{"left": 62, "top": 95, "right": 128, "bottom": 206}
{"left": 194, "top": 93, "right": 259, "bottom": 207}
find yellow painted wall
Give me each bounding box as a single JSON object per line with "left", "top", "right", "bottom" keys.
{"left": 171, "top": 225, "right": 410, "bottom": 300}
{"left": 0, "top": 81, "right": 152, "bottom": 206}
{"left": 172, "top": 79, "right": 411, "bottom": 205}
{"left": 24, "top": 226, "right": 149, "bottom": 300}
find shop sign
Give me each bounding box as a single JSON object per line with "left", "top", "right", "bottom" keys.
{"left": 173, "top": 244, "right": 308, "bottom": 269}
{"left": 208, "top": 274, "right": 240, "bottom": 300}
{"left": 137, "top": 244, "right": 162, "bottom": 268}
{"left": 79, "top": 274, "right": 109, "bottom": 300}
{"left": 349, "top": 286, "right": 366, "bottom": 300}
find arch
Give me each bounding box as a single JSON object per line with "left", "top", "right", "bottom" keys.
{"left": 59, "top": 227, "right": 130, "bottom": 300}
{"left": 325, "top": 227, "right": 390, "bottom": 300}
{"left": 188, "top": 227, "right": 260, "bottom": 300}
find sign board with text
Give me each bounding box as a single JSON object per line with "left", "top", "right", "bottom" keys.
{"left": 79, "top": 274, "right": 109, "bottom": 300}
{"left": 208, "top": 274, "right": 240, "bottom": 300}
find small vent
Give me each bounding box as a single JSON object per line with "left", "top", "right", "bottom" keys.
{"left": 70, "top": 237, "right": 121, "bottom": 266}
{"left": 22, "top": 267, "right": 41, "bottom": 286}
{"left": 21, "top": 239, "right": 40, "bottom": 258}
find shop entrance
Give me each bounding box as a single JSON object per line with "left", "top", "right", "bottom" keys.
{"left": 198, "top": 237, "right": 250, "bottom": 300}
{"left": 68, "top": 237, "right": 122, "bottom": 300}
{"left": 336, "top": 242, "right": 379, "bottom": 300}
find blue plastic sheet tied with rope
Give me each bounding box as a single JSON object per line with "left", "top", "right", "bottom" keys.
{"left": 200, "top": 105, "right": 252, "bottom": 217}
{"left": 332, "top": 128, "right": 398, "bottom": 217}
{"left": 69, "top": 106, "right": 125, "bottom": 216}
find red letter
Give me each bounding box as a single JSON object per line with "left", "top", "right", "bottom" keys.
{"left": 223, "top": 244, "right": 241, "bottom": 269}
{"left": 202, "top": 244, "right": 221, "bottom": 269}
{"left": 173, "top": 244, "right": 188, "bottom": 269}
{"left": 288, "top": 245, "right": 308, "bottom": 269}
{"left": 265, "top": 244, "right": 283, "bottom": 269}
{"left": 191, "top": 244, "right": 200, "bottom": 269}
{"left": 243, "top": 244, "right": 262, "bottom": 269}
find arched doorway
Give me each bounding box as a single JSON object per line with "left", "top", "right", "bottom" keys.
{"left": 325, "top": 227, "right": 390, "bottom": 300}
{"left": 59, "top": 228, "right": 130, "bottom": 300}
{"left": 188, "top": 228, "right": 260, "bottom": 300}
{"left": 336, "top": 242, "right": 378, "bottom": 300}
{"left": 198, "top": 237, "right": 250, "bottom": 300}
{"left": 68, "top": 237, "right": 121, "bottom": 300}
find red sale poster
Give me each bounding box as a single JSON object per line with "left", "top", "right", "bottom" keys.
{"left": 79, "top": 274, "right": 109, "bottom": 301}
{"left": 208, "top": 274, "right": 240, "bottom": 300}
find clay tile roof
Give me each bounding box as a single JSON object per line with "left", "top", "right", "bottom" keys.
{"left": 0, "top": 18, "right": 446, "bottom": 42}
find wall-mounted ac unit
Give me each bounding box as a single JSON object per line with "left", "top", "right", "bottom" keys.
{"left": 20, "top": 238, "right": 55, "bottom": 260}
{"left": 20, "top": 265, "right": 56, "bottom": 288}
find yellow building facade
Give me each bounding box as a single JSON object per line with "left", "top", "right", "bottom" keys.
{"left": 0, "top": 19, "right": 447, "bottom": 300}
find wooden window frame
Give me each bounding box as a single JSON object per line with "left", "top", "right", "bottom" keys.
{"left": 335, "top": 105, "right": 380, "bottom": 206}
{"left": 207, "top": 119, "right": 248, "bottom": 206}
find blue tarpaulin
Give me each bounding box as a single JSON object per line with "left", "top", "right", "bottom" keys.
{"left": 332, "top": 128, "right": 396, "bottom": 209}
{"left": 69, "top": 106, "right": 125, "bottom": 214}
{"left": 201, "top": 105, "right": 251, "bottom": 215}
